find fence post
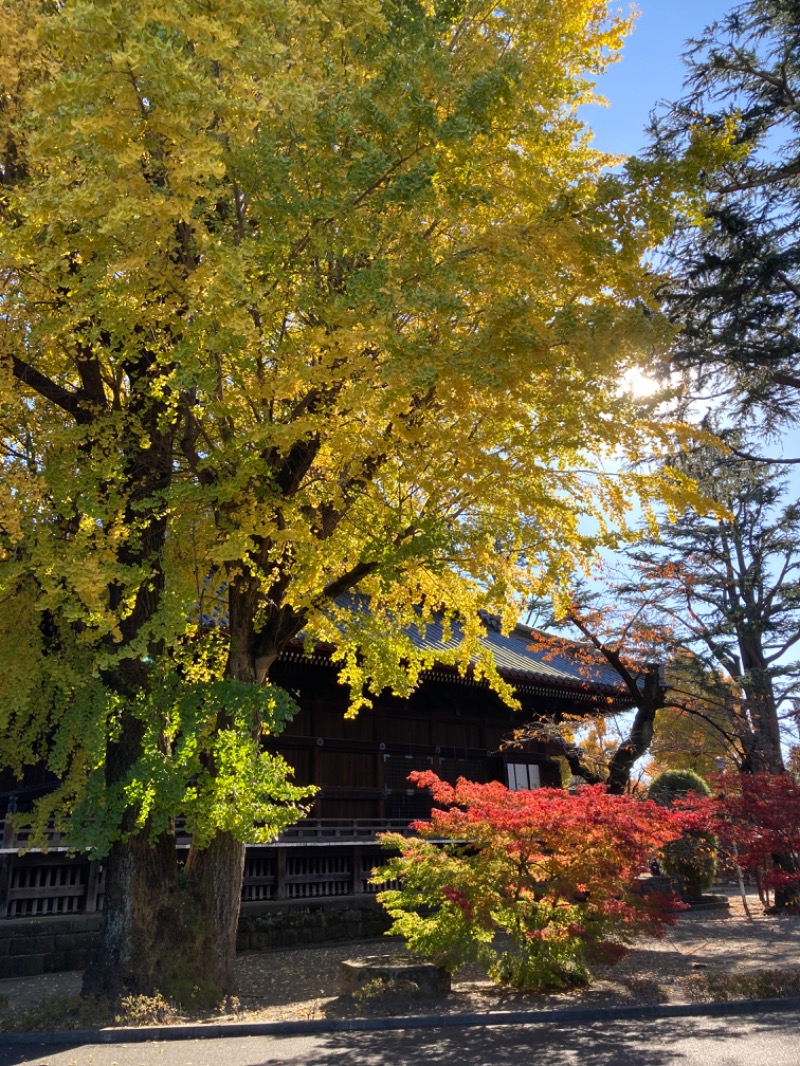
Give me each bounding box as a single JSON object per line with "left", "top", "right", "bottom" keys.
{"left": 2, "top": 797, "right": 16, "bottom": 850}
{"left": 350, "top": 845, "right": 362, "bottom": 895}
{"left": 85, "top": 860, "right": 102, "bottom": 913}
{"left": 274, "top": 846, "right": 287, "bottom": 900}
{"left": 0, "top": 854, "right": 13, "bottom": 919}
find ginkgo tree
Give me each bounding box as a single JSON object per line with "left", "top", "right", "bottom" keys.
{"left": 1, "top": 0, "right": 708, "bottom": 999}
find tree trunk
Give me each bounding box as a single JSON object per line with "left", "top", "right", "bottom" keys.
{"left": 770, "top": 848, "right": 800, "bottom": 913}
{"left": 84, "top": 830, "right": 250, "bottom": 1003}
{"left": 81, "top": 665, "right": 184, "bottom": 1000}
{"left": 82, "top": 830, "right": 181, "bottom": 999}
{"left": 182, "top": 832, "right": 247, "bottom": 998}
{"left": 739, "top": 642, "right": 784, "bottom": 774}
{"left": 605, "top": 667, "right": 662, "bottom": 794}
{"left": 80, "top": 404, "right": 180, "bottom": 997}
{"left": 742, "top": 694, "right": 784, "bottom": 774}
{"left": 167, "top": 585, "right": 304, "bottom": 999}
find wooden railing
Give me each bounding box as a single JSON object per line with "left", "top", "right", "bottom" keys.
{"left": 0, "top": 817, "right": 405, "bottom": 919}
{"left": 1, "top": 816, "right": 414, "bottom": 852}
{"left": 277, "top": 818, "right": 415, "bottom": 842}
{"left": 0, "top": 854, "right": 104, "bottom": 919}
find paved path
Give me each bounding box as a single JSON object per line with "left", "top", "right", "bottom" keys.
{"left": 1, "top": 1006, "right": 799, "bottom": 1066}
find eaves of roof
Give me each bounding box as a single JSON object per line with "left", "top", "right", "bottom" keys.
{"left": 279, "top": 610, "right": 632, "bottom": 707}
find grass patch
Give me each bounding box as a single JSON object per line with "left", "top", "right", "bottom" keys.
{"left": 686, "top": 968, "right": 800, "bottom": 1003}
{"left": 0, "top": 990, "right": 240, "bottom": 1032}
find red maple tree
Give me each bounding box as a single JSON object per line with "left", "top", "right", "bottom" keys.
{"left": 374, "top": 772, "right": 684, "bottom": 989}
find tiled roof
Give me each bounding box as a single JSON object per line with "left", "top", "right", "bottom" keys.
{"left": 283, "top": 596, "right": 630, "bottom": 702}
{"left": 402, "top": 613, "right": 628, "bottom": 697}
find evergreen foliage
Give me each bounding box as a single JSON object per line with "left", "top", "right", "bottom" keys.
{"left": 649, "top": 769, "right": 713, "bottom": 805}
{"left": 649, "top": 769, "right": 717, "bottom": 900}
{"left": 630, "top": 448, "right": 800, "bottom": 775}
{"left": 652, "top": 0, "right": 800, "bottom": 433}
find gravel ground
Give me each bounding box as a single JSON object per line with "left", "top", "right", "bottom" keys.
{"left": 2, "top": 890, "right": 800, "bottom": 1029}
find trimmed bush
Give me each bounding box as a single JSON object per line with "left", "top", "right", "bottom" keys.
{"left": 649, "top": 770, "right": 717, "bottom": 900}
{"left": 649, "top": 770, "right": 712, "bottom": 805}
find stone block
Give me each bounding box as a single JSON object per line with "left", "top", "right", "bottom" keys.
{"left": 4, "top": 936, "right": 35, "bottom": 956}
{"left": 66, "top": 948, "right": 90, "bottom": 970}
{"left": 340, "top": 955, "right": 451, "bottom": 997}
{"left": 0, "top": 953, "right": 45, "bottom": 979}
{"left": 634, "top": 874, "right": 674, "bottom": 897}
{"left": 43, "top": 951, "right": 70, "bottom": 973}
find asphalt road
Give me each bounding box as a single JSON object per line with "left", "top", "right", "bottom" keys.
{"left": 2, "top": 1008, "right": 800, "bottom": 1066}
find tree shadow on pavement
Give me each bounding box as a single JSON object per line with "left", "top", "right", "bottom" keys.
{"left": 239, "top": 1009, "right": 800, "bottom": 1066}
{"left": 1, "top": 1008, "right": 799, "bottom": 1066}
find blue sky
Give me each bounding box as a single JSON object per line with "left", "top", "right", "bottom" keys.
{"left": 587, "top": 1, "right": 735, "bottom": 156}
{"left": 587, "top": 1, "right": 800, "bottom": 462}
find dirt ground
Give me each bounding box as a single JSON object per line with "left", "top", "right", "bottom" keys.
{"left": 2, "top": 889, "right": 800, "bottom": 1030}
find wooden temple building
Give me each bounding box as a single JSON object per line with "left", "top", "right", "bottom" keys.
{"left": 268, "top": 613, "right": 630, "bottom": 828}
{"left": 0, "top": 615, "right": 630, "bottom": 921}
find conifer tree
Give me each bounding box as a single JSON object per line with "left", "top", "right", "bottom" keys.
{"left": 631, "top": 449, "right": 800, "bottom": 774}
{"left": 652, "top": 0, "right": 800, "bottom": 438}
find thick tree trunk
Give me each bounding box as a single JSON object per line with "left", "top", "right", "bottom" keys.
{"left": 739, "top": 643, "right": 784, "bottom": 774}
{"left": 81, "top": 668, "right": 182, "bottom": 999}
{"left": 183, "top": 832, "right": 247, "bottom": 998}
{"left": 83, "top": 830, "right": 181, "bottom": 999}
{"left": 84, "top": 830, "right": 250, "bottom": 1003}
{"left": 168, "top": 583, "right": 304, "bottom": 999}
{"left": 81, "top": 410, "right": 179, "bottom": 998}
{"left": 741, "top": 695, "right": 784, "bottom": 774}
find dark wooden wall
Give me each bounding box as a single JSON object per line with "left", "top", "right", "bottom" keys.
{"left": 267, "top": 659, "right": 570, "bottom": 822}
{"left": 1, "top": 657, "right": 591, "bottom": 828}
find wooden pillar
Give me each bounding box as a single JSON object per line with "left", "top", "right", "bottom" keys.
{"left": 274, "top": 846, "right": 287, "bottom": 900}
{"left": 376, "top": 698, "right": 387, "bottom": 822}
{"left": 85, "top": 860, "right": 103, "bottom": 913}
{"left": 350, "top": 845, "right": 363, "bottom": 896}
{"left": 375, "top": 751, "right": 386, "bottom": 822}
{"left": 1, "top": 819, "right": 14, "bottom": 851}
{"left": 0, "top": 802, "right": 17, "bottom": 919}
{"left": 0, "top": 854, "right": 13, "bottom": 919}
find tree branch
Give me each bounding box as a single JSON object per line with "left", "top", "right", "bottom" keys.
{"left": 9, "top": 355, "right": 95, "bottom": 424}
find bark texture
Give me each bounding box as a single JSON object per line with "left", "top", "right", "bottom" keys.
{"left": 82, "top": 831, "right": 180, "bottom": 999}
{"left": 183, "top": 833, "right": 247, "bottom": 997}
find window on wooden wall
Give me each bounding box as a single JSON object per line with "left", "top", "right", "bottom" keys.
{"left": 382, "top": 754, "right": 433, "bottom": 792}
{"left": 383, "top": 754, "right": 434, "bottom": 821}
{"left": 506, "top": 763, "right": 541, "bottom": 791}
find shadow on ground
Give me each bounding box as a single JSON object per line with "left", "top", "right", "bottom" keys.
{"left": 238, "top": 1008, "right": 800, "bottom": 1066}
{"left": 2, "top": 1008, "right": 800, "bottom": 1066}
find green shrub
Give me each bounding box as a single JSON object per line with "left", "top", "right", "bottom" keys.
{"left": 648, "top": 769, "right": 712, "bottom": 805}
{"left": 649, "top": 770, "right": 717, "bottom": 900}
